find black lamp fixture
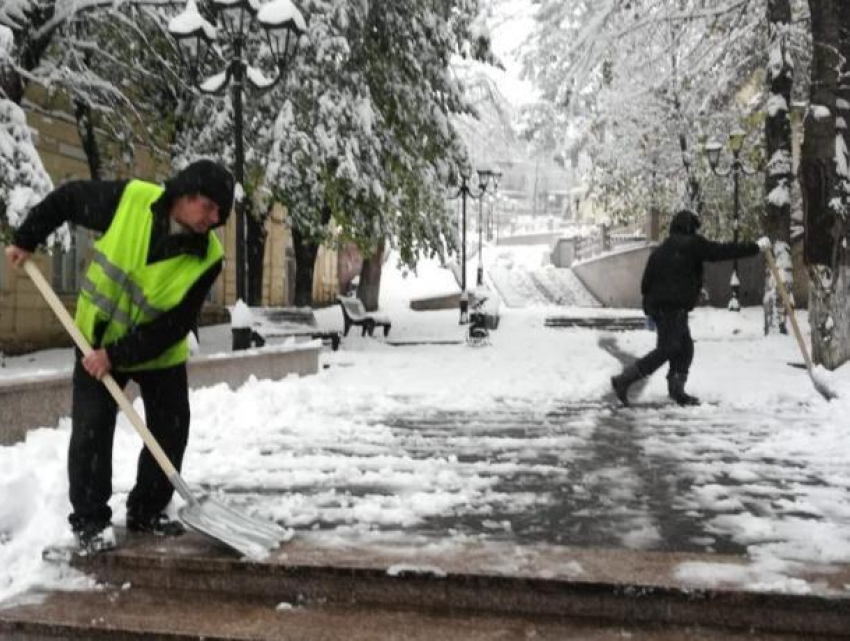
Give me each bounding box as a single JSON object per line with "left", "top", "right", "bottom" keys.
{"left": 449, "top": 164, "right": 501, "bottom": 323}
{"left": 703, "top": 127, "right": 755, "bottom": 312}
{"left": 475, "top": 170, "right": 501, "bottom": 286}
{"left": 168, "top": 0, "right": 306, "bottom": 303}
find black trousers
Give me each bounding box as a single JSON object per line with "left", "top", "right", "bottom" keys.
{"left": 635, "top": 309, "right": 694, "bottom": 378}
{"left": 68, "top": 358, "right": 190, "bottom": 532}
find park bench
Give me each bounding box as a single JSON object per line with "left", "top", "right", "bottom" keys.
{"left": 335, "top": 295, "right": 392, "bottom": 337}
{"left": 246, "top": 306, "right": 341, "bottom": 350}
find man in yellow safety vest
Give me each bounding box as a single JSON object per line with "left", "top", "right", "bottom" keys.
{"left": 5, "top": 159, "right": 234, "bottom": 553}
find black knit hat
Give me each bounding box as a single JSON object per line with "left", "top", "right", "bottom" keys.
{"left": 165, "top": 159, "right": 235, "bottom": 228}
{"left": 670, "top": 209, "right": 701, "bottom": 235}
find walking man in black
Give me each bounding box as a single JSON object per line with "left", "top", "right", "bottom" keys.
{"left": 611, "top": 209, "right": 771, "bottom": 406}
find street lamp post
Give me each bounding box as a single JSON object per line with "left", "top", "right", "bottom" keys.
{"left": 476, "top": 171, "right": 502, "bottom": 286}
{"left": 168, "top": 0, "right": 305, "bottom": 303}
{"left": 704, "top": 128, "right": 755, "bottom": 312}
{"left": 449, "top": 166, "right": 499, "bottom": 323}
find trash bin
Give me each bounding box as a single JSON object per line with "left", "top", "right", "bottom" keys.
{"left": 232, "top": 327, "right": 252, "bottom": 351}
{"left": 232, "top": 328, "right": 267, "bottom": 351}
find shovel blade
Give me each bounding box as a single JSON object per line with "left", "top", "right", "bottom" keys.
{"left": 810, "top": 371, "right": 839, "bottom": 401}
{"left": 178, "top": 496, "right": 292, "bottom": 560}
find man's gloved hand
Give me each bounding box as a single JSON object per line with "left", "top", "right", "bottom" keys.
{"left": 756, "top": 236, "right": 772, "bottom": 252}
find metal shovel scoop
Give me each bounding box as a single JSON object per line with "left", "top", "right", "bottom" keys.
{"left": 24, "top": 260, "right": 290, "bottom": 559}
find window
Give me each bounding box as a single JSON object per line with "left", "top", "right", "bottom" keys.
{"left": 52, "top": 225, "right": 94, "bottom": 293}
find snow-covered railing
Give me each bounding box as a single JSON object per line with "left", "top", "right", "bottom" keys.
{"left": 573, "top": 225, "right": 646, "bottom": 263}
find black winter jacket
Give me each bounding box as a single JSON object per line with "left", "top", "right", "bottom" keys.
{"left": 13, "top": 180, "right": 222, "bottom": 369}
{"left": 641, "top": 211, "right": 759, "bottom": 315}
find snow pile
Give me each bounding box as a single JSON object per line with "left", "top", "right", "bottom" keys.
{"left": 228, "top": 300, "right": 254, "bottom": 329}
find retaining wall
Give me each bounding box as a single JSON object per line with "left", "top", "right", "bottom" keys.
{"left": 0, "top": 342, "right": 320, "bottom": 445}
{"left": 572, "top": 245, "right": 655, "bottom": 308}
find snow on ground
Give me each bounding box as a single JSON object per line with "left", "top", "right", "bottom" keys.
{"left": 2, "top": 245, "right": 850, "bottom": 603}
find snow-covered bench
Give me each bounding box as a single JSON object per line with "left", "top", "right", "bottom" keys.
{"left": 231, "top": 303, "right": 341, "bottom": 351}
{"left": 250, "top": 307, "right": 341, "bottom": 351}
{"left": 336, "top": 295, "right": 392, "bottom": 337}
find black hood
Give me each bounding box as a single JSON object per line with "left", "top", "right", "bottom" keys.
{"left": 670, "top": 209, "right": 701, "bottom": 235}
{"left": 162, "top": 159, "right": 235, "bottom": 228}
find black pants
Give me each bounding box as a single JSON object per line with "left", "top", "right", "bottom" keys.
{"left": 635, "top": 309, "right": 694, "bottom": 378}
{"left": 68, "top": 358, "right": 190, "bottom": 532}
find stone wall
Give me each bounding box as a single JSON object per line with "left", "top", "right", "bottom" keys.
{"left": 572, "top": 237, "right": 811, "bottom": 311}
{"left": 550, "top": 238, "right": 577, "bottom": 267}
{"left": 0, "top": 255, "right": 75, "bottom": 353}
{"left": 496, "top": 231, "right": 563, "bottom": 247}
{"left": 572, "top": 245, "right": 654, "bottom": 309}
{"left": 0, "top": 342, "right": 320, "bottom": 445}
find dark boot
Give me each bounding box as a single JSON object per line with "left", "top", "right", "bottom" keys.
{"left": 126, "top": 512, "right": 185, "bottom": 537}
{"left": 73, "top": 523, "right": 117, "bottom": 555}
{"left": 667, "top": 372, "right": 700, "bottom": 406}
{"left": 611, "top": 364, "right": 643, "bottom": 406}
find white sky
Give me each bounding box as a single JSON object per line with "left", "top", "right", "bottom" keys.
{"left": 485, "top": 0, "right": 538, "bottom": 106}
{"left": 2, "top": 240, "right": 850, "bottom": 604}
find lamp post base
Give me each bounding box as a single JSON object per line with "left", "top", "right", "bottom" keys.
{"left": 728, "top": 273, "right": 741, "bottom": 312}
{"left": 459, "top": 291, "right": 469, "bottom": 325}
{"left": 728, "top": 294, "right": 741, "bottom": 312}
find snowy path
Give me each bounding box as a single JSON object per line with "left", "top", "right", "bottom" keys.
{"left": 197, "top": 396, "right": 829, "bottom": 557}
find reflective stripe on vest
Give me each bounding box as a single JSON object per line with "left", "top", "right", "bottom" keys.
{"left": 74, "top": 180, "right": 223, "bottom": 371}
{"left": 82, "top": 249, "right": 165, "bottom": 322}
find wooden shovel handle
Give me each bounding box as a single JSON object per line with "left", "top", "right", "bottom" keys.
{"left": 23, "top": 260, "right": 181, "bottom": 479}
{"left": 764, "top": 248, "right": 813, "bottom": 371}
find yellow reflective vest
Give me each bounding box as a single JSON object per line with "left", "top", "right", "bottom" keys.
{"left": 75, "top": 180, "right": 224, "bottom": 371}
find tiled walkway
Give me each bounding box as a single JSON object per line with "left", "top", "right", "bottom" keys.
{"left": 204, "top": 397, "right": 834, "bottom": 557}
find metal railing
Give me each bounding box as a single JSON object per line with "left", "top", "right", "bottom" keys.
{"left": 573, "top": 224, "right": 646, "bottom": 263}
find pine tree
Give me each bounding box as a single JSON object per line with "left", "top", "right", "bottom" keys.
{"left": 0, "top": 25, "right": 55, "bottom": 243}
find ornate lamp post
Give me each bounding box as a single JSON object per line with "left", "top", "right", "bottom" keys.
{"left": 449, "top": 166, "right": 499, "bottom": 323}
{"left": 476, "top": 170, "right": 501, "bottom": 286}
{"left": 168, "top": 0, "right": 305, "bottom": 303}
{"left": 704, "top": 128, "right": 755, "bottom": 311}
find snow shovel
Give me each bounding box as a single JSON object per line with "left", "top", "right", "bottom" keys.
{"left": 23, "top": 259, "right": 291, "bottom": 559}
{"left": 763, "top": 248, "right": 837, "bottom": 401}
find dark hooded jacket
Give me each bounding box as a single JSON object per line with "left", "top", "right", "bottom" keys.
{"left": 641, "top": 210, "right": 759, "bottom": 315}
{"left": 12, "top": 161, "right": 233, "bottom": 368}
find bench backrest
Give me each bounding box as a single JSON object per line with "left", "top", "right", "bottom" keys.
{"left": 338, "top": 296, "right": 368, "bottom": 320}
{"left": 250, "top": 306, "right": 318, "bottom": 329}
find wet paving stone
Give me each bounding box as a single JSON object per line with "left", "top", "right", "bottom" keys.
{"left": 203, "top": 398, "right": 839, "bottom": 558}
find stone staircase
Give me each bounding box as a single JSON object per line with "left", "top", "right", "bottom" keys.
{"left": 488, "top": 266, "right": 601, "bottom": 308}
{"left": 2, "top": 530, "right": 849, "bottom": 639}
